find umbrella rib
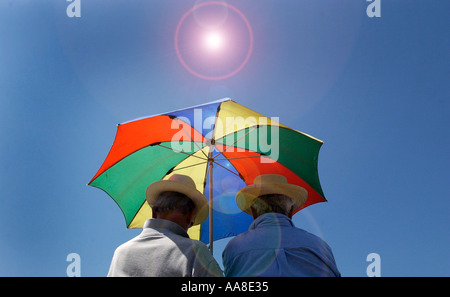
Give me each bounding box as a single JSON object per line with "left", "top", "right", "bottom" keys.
{"left": 214, "top": 155, "right": 262, "bottom": 161}
{"left": 170, "top": 160, "right": 208, "bottom": 172}
{"left": 173, "top": 118, "right": 209, "bottom": 159}
{"left": 156, "top": 144, "right": 208, "bottom": 161}
{"left": 212, "top": 126, "right": 258, "bottom": 159}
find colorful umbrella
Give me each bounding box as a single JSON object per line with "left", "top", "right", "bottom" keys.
{"left": 88, "top": 98, "right": 326, "bottom": 251}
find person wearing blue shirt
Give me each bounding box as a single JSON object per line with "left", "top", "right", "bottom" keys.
{"left": 222, "top": 174, "right": 340, "bottom": 277}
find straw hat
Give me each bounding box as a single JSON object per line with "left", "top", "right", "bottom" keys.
{"left": 145, "top": 174, "right": 208, "bottom": 225}
{"left": 236, "top": 174, "right": 308, "bottom": 214}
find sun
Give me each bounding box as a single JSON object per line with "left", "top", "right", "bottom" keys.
{"left": 204, "top": 31, "right": 225, "bottom": 51}
{"left": 175, "top": 1, "right": 253, "bottom": 80}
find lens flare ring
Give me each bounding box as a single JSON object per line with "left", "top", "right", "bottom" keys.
{"left": 175, "top": 1, "right": 254, "bottom": 80}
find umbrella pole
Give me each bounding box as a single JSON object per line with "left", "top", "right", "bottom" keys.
{"left": 208, "top": 159, "right": 213, "bottom": 253}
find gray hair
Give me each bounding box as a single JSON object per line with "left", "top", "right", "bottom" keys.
{"left": 251, "top": 194, "right": 294, "bottom": 217}
{"left": 152, "top": 191, "right": 195, "bottom": 215}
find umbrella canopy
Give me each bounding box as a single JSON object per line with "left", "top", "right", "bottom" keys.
{"left": 88, "top": 98, "right": 326, "bottom": 248}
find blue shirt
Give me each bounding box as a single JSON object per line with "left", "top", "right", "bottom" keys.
{"left": 222, "top": 213, "right": 340, "bottom": 277}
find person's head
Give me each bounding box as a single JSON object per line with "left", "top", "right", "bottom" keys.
{"left": 145, "top": 174, "right": 208, "bottom": 231}
{"left": 151, "top": 191, "right": 196, "bottom": 230}
{"left": 235, "top": 174, "right": 308, "bottom": 220}
{"left": 250, "top": 193, "right": 295, "bottom": 220}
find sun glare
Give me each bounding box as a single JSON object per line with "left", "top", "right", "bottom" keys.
{"left": 175, "top": 1, "right": 253, "bottom": 80}
{"left": 204, "top": 31, "right": 224, "bottom": 51}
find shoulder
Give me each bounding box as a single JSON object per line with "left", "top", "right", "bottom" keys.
{"left": 173, "top": 236, "right": 212, "bottom": 258}
{"left": 190, "top": 238, "right": 210, "bottom": 251}
{"left": 112, "top": 235, "right": 140, "bottom": 253}
{"left": 295, "top": 227, "right": 329, "bottom": 243}
{"left": 224, "top": 231, "right": 246, "bottom": 249}
{"left": 188, "top": 239, "right": 223, "bottom": 277}
{"left": 291, "top": 227, "right": 334, "bottom": 253}
{"left": 222, "top": 231, "right": 253, "bottom": 257}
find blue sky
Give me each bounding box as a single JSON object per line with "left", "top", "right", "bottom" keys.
{"left": 0, "top": 0, "right": 448, "bottom": 276}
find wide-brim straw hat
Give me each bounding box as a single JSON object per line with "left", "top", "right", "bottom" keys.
{"left": 145, "top": 174, "right": 209, "bottom": 225}
{"left": 236, "top": 174, "right": 308, "bottom": 215}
